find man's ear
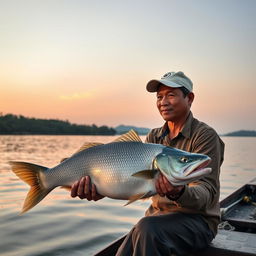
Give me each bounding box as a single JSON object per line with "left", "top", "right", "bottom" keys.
{"left": 187, "top": 92, "right": 194, "bottom": 106}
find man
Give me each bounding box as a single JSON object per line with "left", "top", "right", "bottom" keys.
{"left": 71, "top": 71, "right": 225, "bottom": 255}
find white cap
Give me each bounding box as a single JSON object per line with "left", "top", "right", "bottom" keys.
{"left": 146, "top": 71, "right": 193, "bottom": 92}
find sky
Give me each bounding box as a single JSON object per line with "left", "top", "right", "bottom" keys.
{"left": 0, "top": 0, "right": 256, "bottom": 134}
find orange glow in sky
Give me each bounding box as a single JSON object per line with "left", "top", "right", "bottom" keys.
{"left": 0, "top": 1, "right": 256, "bottom": 134}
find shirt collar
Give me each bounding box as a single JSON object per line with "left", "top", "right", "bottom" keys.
{"left": 180, "top": 111, "right": 193, "bottom": 139}
{"left": 159, "top": 111, "right": 193, "bottom": 140}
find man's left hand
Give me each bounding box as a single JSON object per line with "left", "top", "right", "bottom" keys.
{"left": 155, "top": 173, "right": 184, "bottom": 198}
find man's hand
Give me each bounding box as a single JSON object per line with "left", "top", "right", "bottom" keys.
{"left": 155, "top": 173, "right": 184, "bottom": 199}
{"left": 71, "top": 176, "right": 105, "bottom": 201}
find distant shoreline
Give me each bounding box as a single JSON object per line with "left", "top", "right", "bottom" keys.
{"left": 0, "top": 114, "right": 255, "bottom": 136}
{"left": 222, "top": 130, "right": 256, "bottom": 137}
{"left": 0, "top": 114, "right": 116, "bottom": 136}
{"left": 0, "top": 114, "right": 150, "bottom": 136}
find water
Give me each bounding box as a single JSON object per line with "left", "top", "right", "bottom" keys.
{"left": 0, "top": 135, "right": 255, "bottom": 256}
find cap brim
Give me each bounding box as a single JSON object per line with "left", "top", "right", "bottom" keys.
{"left": 146, "top": 79, "right": 182, "bottom": 92}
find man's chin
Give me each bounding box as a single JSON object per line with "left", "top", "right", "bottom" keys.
{"left": 162, "top": 114, "right": 175, "bottom": 121}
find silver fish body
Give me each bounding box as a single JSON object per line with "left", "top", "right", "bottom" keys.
{"left": 45, "top": 141, "right": 164, "bottom": 199}
{"left": 9, "top": 130, "right": 212, "bottom": 213}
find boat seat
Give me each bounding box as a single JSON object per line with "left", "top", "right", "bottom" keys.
{"left": 196, "top": 229, "right": 256, "bottom": 256}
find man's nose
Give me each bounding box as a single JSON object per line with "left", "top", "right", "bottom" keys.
{"left": 160, "top": 96, "right": 168, "bottom": 105}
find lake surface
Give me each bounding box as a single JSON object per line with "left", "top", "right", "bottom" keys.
{"left": 0, "top": 135, "right": 255, "bottom": 256}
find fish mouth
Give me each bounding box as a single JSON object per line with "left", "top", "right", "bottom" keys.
{"left": 172, "top": 158, "right": 212, "bottom": 180}
{"left": 184, "top": 158, "right": 211, "bottom": 176}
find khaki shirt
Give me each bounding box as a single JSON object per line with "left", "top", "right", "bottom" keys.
{"left": 145, "top": 112, "right": 225, "bottom": 235}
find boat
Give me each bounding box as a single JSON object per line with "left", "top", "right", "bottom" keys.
{"left": 94, "top": 177, "right": 256, "bottom": 256}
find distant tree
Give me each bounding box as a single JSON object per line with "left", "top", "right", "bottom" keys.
{"left": 224, "top": 130, "right": 256, "bottom": 137}
{"left": 0, "top": 114, "right": 116, "bottom": 135}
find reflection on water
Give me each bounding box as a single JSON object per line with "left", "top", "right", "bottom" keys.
{"left": 0, "top": 135, "right": 255, "bottom": 255}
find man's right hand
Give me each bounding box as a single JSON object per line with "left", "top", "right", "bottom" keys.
{"left": 71, "top": 176, "right": 105, "bottom": 201}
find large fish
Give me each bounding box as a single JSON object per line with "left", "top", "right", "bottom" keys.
{"left": 9, "top": 130, "right": 211, "bottom": 214}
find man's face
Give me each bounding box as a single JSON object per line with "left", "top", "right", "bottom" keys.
{"left": 156, "top": 85, "right": 194, "bottom": 122}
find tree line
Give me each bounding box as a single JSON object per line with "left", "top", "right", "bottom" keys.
{"left": 0, "top": 114, "right": 116, "bottom": 135}
{"left": 224, "top": 130, "right": 256, "bottom": 137}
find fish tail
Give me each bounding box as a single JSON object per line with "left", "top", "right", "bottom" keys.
{"left": 9, "top": 161, "right": 51, "bottom": 214}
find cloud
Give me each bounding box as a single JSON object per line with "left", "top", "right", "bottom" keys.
{"left": 59, "top": 92, "right": 93, "bottom": 101}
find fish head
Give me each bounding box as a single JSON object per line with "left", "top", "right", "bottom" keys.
{"left": 154, "top": 148, "right": 212, "bottom": 183}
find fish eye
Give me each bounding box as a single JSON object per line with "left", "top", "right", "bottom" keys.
{"left": 180, "top": 157, "right": 189, "bottom": 163}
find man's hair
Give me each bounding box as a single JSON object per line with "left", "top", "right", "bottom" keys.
{"left": 179, "top": 86, "right": 190, "bottom": 97}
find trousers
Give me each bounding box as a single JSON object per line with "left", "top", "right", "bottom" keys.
{"left": 115, "top": 212, "right": 214, "bottom": 256}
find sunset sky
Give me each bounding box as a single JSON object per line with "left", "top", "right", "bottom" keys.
{"left": 0, "top": 0, "right": 255, "bottom": 134}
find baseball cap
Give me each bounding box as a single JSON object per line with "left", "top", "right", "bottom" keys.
{"left": 146, "top": 71, "right": 193, "bottom": 92}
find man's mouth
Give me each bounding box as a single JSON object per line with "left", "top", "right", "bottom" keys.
{"left": 161, "top": 109, "right": 173, "bottom": 113}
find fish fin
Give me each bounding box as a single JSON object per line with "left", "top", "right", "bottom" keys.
{"left": 9, "top": 161, "right": 52, "bottom": 214}
{"left": 112, "top": 129, "right": 142, "bottom": 143}
{"left": 60, "top": 186, "right": 72, "bottom": 191}
{"left": 132, "top": 169, "right": 157, "bottom": 179}
{"left": 60, "top": 157, "right": 68, "bottom": 163}
{"left": 74, "top": 142, "right": 104, "bottom": 154}
{"left": 124, "top": 192, "right": 151, "bottom": 206}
